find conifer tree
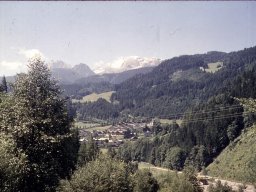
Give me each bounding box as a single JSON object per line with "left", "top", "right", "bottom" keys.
{"left": 1, "top": 75, "right": 7, "bottom": 93}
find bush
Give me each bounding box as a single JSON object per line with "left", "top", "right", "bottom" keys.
{"left": 58, "top": 155, "right": 134, "bottom": 192}
{"left": 157, "top": 172, "right": 195, "bottom": 192}
{"left": 208, "top": 180, "right": 235, "bottom": 192}
{"left": 0, "top": 133, "right": 27, "bottom": 192}
{"left": 133, "top": 169, "right": 159, "bottom": 192}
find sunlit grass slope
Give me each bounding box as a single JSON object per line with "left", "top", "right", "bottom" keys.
{"left": 73, "top": 91, "right": 115, "bottom": 103}
{"left": 207, "top": 124, "right": 256, "bottom": 184}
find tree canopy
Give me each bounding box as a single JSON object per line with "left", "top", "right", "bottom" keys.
{"left": 0, "top": 58, "right": 79, "bottom": 192}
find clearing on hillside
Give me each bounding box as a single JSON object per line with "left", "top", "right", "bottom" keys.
{"left": 202, "top": 61, "right": 223, "bottom": 73}
{"left": 72, "top": 91, "right": 115, "bottom": 103}
{"left": 138, "top": 162, "right": 172, "bottom": 177}
{"left": 160, "top": 119, "right": 183, "bottom": 126}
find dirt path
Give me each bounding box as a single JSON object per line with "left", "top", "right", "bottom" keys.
{"left": 141, "top": 163, "right": 255, "bottom": 192}
{"left": 217, "top": 179, "right": 255, "bottom": 192}
{"left": 197, "top": 174, "right": 255, "bottom": 192}
{"left": 140, "top": 162, "right": 182, "bottom": 174}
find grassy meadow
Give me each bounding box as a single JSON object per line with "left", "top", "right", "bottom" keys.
{"left": 160, "top": 119, "right": 183, "bottom": 126}
{"left": 205, "top": 61, "right": 223, "bottom": 73}
{"left": 72, "top": 91, "right": 115, "bottom": 103}
{"left": 74, "top": 121, "right": 111, "bottom": 131}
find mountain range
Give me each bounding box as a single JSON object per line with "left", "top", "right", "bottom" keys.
{"left": 48, "top": 56, "right": 161, "bottom": 84}
{"left": 51, "top": 62, "right": 95, "bottom": 84}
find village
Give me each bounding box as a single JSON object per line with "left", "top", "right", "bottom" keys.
{"left": 78, "top": 121, "right": 155, "bottom": 148}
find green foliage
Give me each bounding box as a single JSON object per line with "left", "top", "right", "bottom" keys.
{"left": 67, "top": 47, "right": 256, "bottom": 127}
{"left": 61, "top": 81, "right": 114, "bottom": 98}
{"left": 208, "top": 180, "right": 235, "bottom": 192}
{"left": 59, "top": 156, "right": 160, "bottom": 192}
{"left": 185, "top": 145, "right": 209, "bottom": 171}
{"left": 112, "top": 47, "right": 256, "bottom": 118}
{"left": 77, "top": 134, "right": 99, "bottom": 167}
{"left": 58, "top": 155, "right": 134, "bottom": 192}
{"left": 157, "top": 172, "right": 200, "bottom": 192}
{"left": 0, "top": 58, "right": 79, "bottom": 191}
{"left": 75, "top": 98, "right": 119, "bottom": 120}
{"left": 117, "top": 94, "right": 243, "bottom": 171}
{"left": 207, "top": 124, "right": 256, "bottom": 184}
{"left": 231, "top": 66, "right": 256, "bottom": 99}
{"left": 227, "top": 120, "right": 240, "bottom": 141}
{"left": 133, "top": 169, "right": 159, "bottom": 192}
{"left": 163, "top": 147, "right": 186, "bottom": 171}
{"left": 138, "top": 163, "right": 203, "bottom": 192}
{"left": 239, "top": 98, "right": 256, "bottom": 113}
{"left": 183, "top": 166, "right": 203, "bottom": 192}
{"left": 107, "top": 146, "right": 117, "bottom": 158}
{"left": 0, "top": 133, "right": 27, "bottom": 192}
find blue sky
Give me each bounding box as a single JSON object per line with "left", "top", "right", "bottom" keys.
{"left": 1, "top": 1, "right": 256, "bottom": 75}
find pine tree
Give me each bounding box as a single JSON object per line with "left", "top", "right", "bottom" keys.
{"left": 0, "top": 58, "right": 79, "bottom": 191}
{"left": 1, "top": 75, "right": 7, "bottom": 93}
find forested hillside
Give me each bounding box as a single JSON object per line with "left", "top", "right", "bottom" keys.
{"left": 116, "top": 94, "right": 249, "bottom": 170}
{"left": 112, "top": 47, "right": 256, "bottom": 118}
{"left": 208, "top": 123, "right": 256, "bottom": 184}
{"left": 75, "top": 46, "right": 256, "bottom": 121}
{"left": 113, "top": 47, "right": 256, "bottom": 175}
{"left": 60, "top": 67, "right": 154, "bottom": 99}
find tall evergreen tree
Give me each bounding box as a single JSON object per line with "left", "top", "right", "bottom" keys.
{"left": 0, "top": 58, "right": 79, "bottom": 192}
{"left": 1, "top": 75, "right": 7, "bottom": 93}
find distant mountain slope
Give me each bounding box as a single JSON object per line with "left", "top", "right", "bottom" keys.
{"left": 52, "top": 63, "right": 95, "bottom": 84}
{"left": 61, "top": 67, "right": 154, "bottom": 98}
{"left": 207, "top": 124, "right": 256, "bottom": 184}
{"left": 112, "top": 47, "right": 256, "bottom": 118}
{"left": 75, "top": 66, "right": 154, "bottom": 85}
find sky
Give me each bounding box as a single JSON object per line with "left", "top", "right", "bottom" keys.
{"left": 1, "top": 1, "right": 256, "bottom": 76}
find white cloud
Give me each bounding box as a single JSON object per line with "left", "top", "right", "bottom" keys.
{"left": 0, "top": 60, "right": 27, "bottom": 76}
{"left": 93, "top": 61, "right": 106, "bottom": 74}
{"left": 18, "top": 48, "right": 45, "bottom": 60}
{"left": 93, "top": 56, "right": 161, "bottom": 74}
{"left": 0, "top": 48, "right": 47, "bottom": 76}
{"left": 48, "top": 60, "right": 70, "bottom": 69}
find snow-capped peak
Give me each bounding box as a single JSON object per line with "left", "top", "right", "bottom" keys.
{"left": 93, "top": 56, "right": 161, "bottom": 74}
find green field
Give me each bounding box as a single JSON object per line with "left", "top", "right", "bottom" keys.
{"left": 86, "top": 125, "right": 112, "bottom": 131}
{"left": 160, "top": 119, "right": 183, "bottom": 126}
{"left": 138, "top": 162, "right": 171, "bottom": 177}
{"left": 72, "top": 91, "right": 115, "bottom": 103}
{"left": 75, "top": 121, "right": 101, "bottom": 128}
{"left": 74, "top": 121, "right": 111, "bottom": 131}
{"left": 207, "top": 124, "right": 256, "bottom": 184}
{"left": 205, "top": 61, "right": 223, "bottom": 73}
